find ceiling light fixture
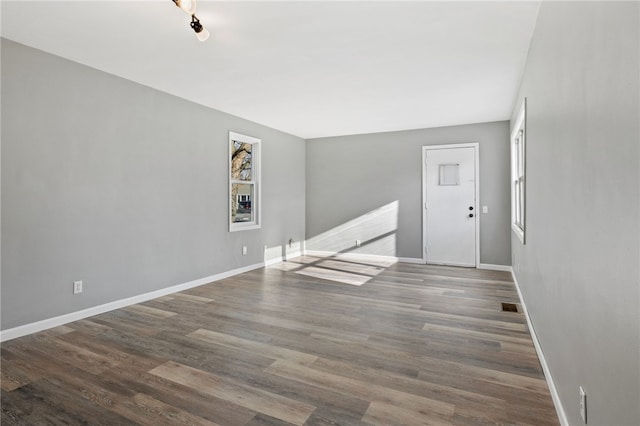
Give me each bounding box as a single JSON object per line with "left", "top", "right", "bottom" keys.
{"left": 173, "top": 0, "right": 196, "bottom": 15}
{"left": 190, "top": 15, "right": 210, "bottom": 41}
{"left": 171, "top": 0, "right": 209, "bottom": 42}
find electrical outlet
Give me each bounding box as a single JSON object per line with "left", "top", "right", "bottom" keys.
{"left": 579, "top": 386, "right": 587, "bottom": 423}
{"left": 242, "top": 246, "right": 247, "bottom": 256}
{"left": 73, "top": 280, "right": 83, "bottom": 294}
{"left": 356, "top": 239, "right": 361, "bottom": 247}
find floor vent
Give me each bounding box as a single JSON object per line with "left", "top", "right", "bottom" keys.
{"left": 501, "top": 302, "right": 519, "bottom": 313}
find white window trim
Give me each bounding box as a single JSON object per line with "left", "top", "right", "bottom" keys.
{"left": 511, "top": 98, "right": 526, "bottom": 244}
{"left": 229, "top": 131, "right": 261, "bottom": 232}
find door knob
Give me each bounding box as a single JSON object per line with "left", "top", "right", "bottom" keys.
{"left": 468, "top": 206, "right": 474, "bottom": 210}
{"left": 469, "top": 213, "right": 474, "bottom": 218}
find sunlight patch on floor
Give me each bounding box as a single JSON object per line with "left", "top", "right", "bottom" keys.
{"left": 294, "top": 265, "right": 371, "bottom": 286}
{"left": 270, "top": 254, "right": 396, "bottom": 286}
{"left": 270, "top": 202, "right": 401, "bottom": 286}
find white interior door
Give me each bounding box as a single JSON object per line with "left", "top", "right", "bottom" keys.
{"left": 423, "top": 144, "right": 478, "bottom": 267}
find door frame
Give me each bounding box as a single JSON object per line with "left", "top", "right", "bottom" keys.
{"left": 422, "top": 143, "right": 480, "bottom": 266}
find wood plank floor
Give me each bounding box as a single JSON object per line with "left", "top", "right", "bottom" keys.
{"left": 1, "top": 255, "right": 559, "bottom": 425}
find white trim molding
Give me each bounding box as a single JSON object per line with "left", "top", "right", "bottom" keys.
{"left": 304, "top": 250, "right": 422, "bottom": 265}
{"left": 422, "top": 142, "right": 481, "bottom": 267}
{"left": 304, "top": 250, "right": 393, "bottom": 262}
{"left": 511, "top": 270, "right": 569, "bottom": 426}
{"left": 229, "top": 131, "right": 262, "bottom": 232}
{"left": 284, "top": 251, "right": 303, "bottom": 261}
{"left": 264, "top": 256, "right": 284, "bottom": 267}
{"left": 510, "top": 98, "right": 527, "bottom": 244}
{"left": 0, "top": 262, "right": 266, "bottom": 342}
{"left": 397, "top": 257, "right": 426, "bottom": 264}
{"left": 477, "top": 263, "right": 513, "bottom": 272}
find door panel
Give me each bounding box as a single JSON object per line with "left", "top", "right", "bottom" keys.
{"left": 424, "top": 146, "right": 477, "bottom": 266}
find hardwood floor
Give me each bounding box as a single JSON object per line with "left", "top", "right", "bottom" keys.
{"left": 1, "top": 255, "right": 559, "bottom": 425}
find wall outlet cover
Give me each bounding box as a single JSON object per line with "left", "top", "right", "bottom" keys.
{"left": 73, "top": 280, "right": 83, "bottom": 294}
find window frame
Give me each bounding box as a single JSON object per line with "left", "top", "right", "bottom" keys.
{"left": 229, "top": 131, "right": 261, "bottom": 232}
{"left": 511, "top": 98, "right": 527, "bottom": 244}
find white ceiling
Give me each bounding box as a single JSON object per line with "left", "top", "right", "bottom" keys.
{"left": 1, "top": 1, "right": 540, "bottom": 139}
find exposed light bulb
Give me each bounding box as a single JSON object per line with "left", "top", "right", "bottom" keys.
{"left": 196, "top": 27, "right": 210, "bottom": 41}
{"left": 174, "top": 0, "right": 196, "bottom": 15}
{"left": 190, "top": 14, "right": 209, "bottom": 42}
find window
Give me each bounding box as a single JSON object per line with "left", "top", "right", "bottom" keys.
{"left": 439, "top": 164, "right": 460, "bottom": 186}
{"left": 229, "top": 131, "right": 261, "bottom": 232}
{"left": 511, "top": 98, "right": 526, "bottom": 243}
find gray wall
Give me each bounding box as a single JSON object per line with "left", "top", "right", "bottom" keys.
{"left": 510, "top": 2, "right": 639, "bottom": 425}
{"left": 306, "top": 122, "right": 511, "bottom": 265}
{"left": 1, "top": 39, "right": 305, "bottom": 330}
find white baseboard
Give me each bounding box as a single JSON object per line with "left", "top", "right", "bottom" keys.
{"left": 284, "top": 250, "right": 302, "bottom": 261}
{"left": 305, "top": 250, "right": 412, "bottom": 264}
{"left": 0, "top": 261, "right": 266, "bottom": 342}
{"left": 303, "top": 252, "right": 510, "bottom": 271}
{"left": 511, "top": 271, "right": 569, "bottom": 426}
{"left": 264, "top": 251, "right": 302, "bottom": 267}
{"left": 397, "top": 257, "right": 425, "bottom": 264}
{"left": 264, "top": 256, "right": 284, "bottom": 267}
{"left": 304, "top": 250, "right": 424, "bottom": 266}
{"left": 304, "top": 249, "right": 345, "bottom": 257}
{"left": 477, "top": 263, "right": 513, "bottom": 272}
{"left": 425, "top": 260, "right": 476, "bottom": 268}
